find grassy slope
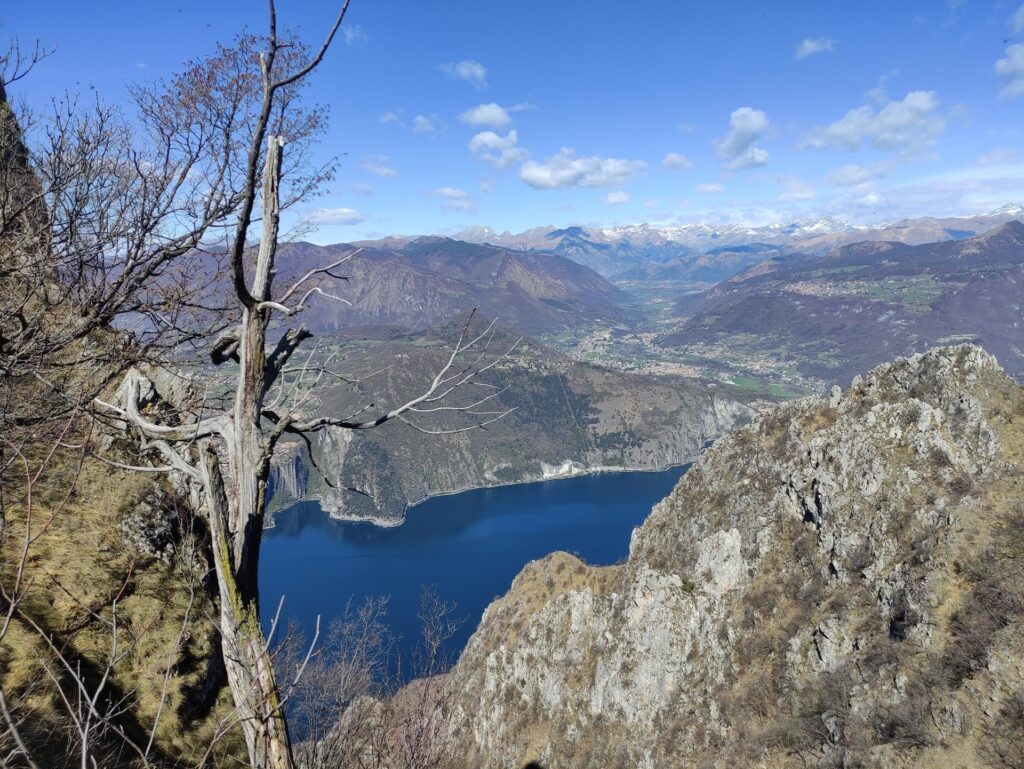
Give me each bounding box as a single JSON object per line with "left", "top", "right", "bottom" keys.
{"left": 1, "top": 449, "right": 238, "bottom": 765}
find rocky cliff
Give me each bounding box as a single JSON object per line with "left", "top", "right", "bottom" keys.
{"left": 447, "top": 345, "right": 1024, "bottom": 768}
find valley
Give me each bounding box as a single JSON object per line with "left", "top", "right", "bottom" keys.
{"left": 5, "top": 6, "right": 1024, "bottom": 767}
{"left": 262, "top": 209, "right": 1024, "bottom": 523}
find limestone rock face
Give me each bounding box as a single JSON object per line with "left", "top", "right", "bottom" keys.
{"left": 448, "top": 345, "right": 1024, "bottom": 768}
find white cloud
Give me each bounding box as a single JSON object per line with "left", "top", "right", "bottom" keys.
{"left": 827, "top": 162, "right": 889, "bottom": 186}
{"left": 349, "top": 182, "right": 375, "bottom": 197}
{"left": 777, "top": 174, "right": 816, "bottom": 202}
{"left": 715, "top": 107, "right": 771, "bottom": 170}
{"left": 468, "top": 130, "right": 529, "bottom": 168}
{"left": 378, "top": 111, "right": 402, "bottom": 125}
{"left": 479, "top": 177, "right": 496, "bottom": 192}
{"left": 458, "top": 102, "right": 536, "bottom": 128}
{"left": 434, "top": 187, "right": 475, "bottom": 213}
{"left": 440, "top": 59, "right": 488, "bottom": 88}
{"left": 604, "top": 190, "right": 629, "bottom": 204}
{"left": 995, "top": 45, "right": 1024, "bottom": 99}
{"left": 436, "top": 187, "right": 468, "bottom": 198}
{"left": 855, "top": 192, "right": 885, "bottom": 208}
{"left": 362, "top": 156, "right": 398, "bottom": 178}
{"left": 519, "top": 148, "right": 646, "bottom": 189}
{"left": 343, "top": 25, "right": 368, "bottom": 45}
{"left": 696, "top": 183, "right": 725, "bottom": 193}
{"left": 1012, "top": 4, "right": 1024, "bottom": 34}
{"left": 412, "top": 114, "right": 443, "bottom": 133}
{"left": 865, "top": 72, "right": 897, "bottom": 106}
{"left": 661, "top": 152, "right": 694, "bottom": 170}
{"left": 802, "top": 91, "right": 945, "bottom": 153}
{"left": 307, "top": 207, "right": 365, "bottom": 225}
{"left": 794, "top": 37, "right": 835, "bottom": 60}
{"left": 459, "top": 103, "right": 511, "bottom": 128}
{"left": 976, "top": 147, "right": 1021, "bottom": 166}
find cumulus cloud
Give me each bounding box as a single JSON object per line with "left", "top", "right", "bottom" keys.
{"left": 468, "top": 130, "right": 529, "bottom": 168}
{"left": 434, "top": 187, "right": 475, "bottom": 213}
{"left": 976, "top": 147, "right": 1021, "bottom": 166}
{"left": 519, "top": 148, "right": 646, "bottom": 189}
{"left": 458, "top": 102, "right": 535, "bottom": 128}
{"left": 715, "top": 107, "right": 771, "bottom": 170}
{"left": 459, "top": 103, "right": 511, "bottom": 128}
{"left": 696, "top": 183, "right": 725, "bottom": 193}
{"left": 802, "top": 91, "right": 945, "bottom": 153}
{"left": 604, "top": 190, "right": 629, "bottom": 204}
{"left": 661, "top": 152, "right": 694, "bottom": 170}
{"left": 362, "top": 156, "right": 398, "bottom": 178}
{"left": 378, "top": 111, "right": 402, "bottom": 125}
{"left": 794, "top": 37, "right": 835, "bottom": 60}
{"left": 440, "top": 59, "right": 488, "bottom": 88}
{"left": 307, "top": 207, "right": 365, "bottom": 225}
{"left": 412, "top": 114, "right": 443, "bottom": 133}
{"left": 995, "top": 45, "right": 1024, "bottom": 99}
{"left": 827, "top": 162, "right": 889, "bottom": 186}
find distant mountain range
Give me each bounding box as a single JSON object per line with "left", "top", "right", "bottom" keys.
{"left": 659, "top": 220, "right": 1024, "bottom": 384}
{"left": 454, "top": 204, "right": 1024, "bottom": 279}
{"left": 277, "top": 236, "right": 629, "bottom": 335}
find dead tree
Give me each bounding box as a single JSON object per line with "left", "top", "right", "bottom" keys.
{"left": 1, "top": 9, "right": 517, "bottom": 767}
{"left": 84, "top": 6, "right": 515, "bottom": 769}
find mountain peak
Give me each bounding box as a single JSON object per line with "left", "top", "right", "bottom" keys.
{"left": 990, "top": 202, "right": 1024, "bottom": 216}
{"left": 979, "top": 218, "right": 1024, "bottom": 242}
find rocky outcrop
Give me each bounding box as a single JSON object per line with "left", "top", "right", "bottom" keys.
{"left": 447, "top": 345, "right": 1024, "bottom": 768}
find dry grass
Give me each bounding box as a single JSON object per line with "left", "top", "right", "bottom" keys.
{"left": 0, "top": 448, "right": 237, "bottom": 765}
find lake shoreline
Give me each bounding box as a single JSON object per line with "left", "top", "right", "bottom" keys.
{"left": 261, "top": 465, "right": 691, "bottom": 663}
{"left": 266, "top": 460, "right": 695, "bottom": 530}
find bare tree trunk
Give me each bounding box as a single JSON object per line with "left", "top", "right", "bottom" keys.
{"left": 201, "top": 447, "right": 292, "bottom": 769}
{"left": 200, "top": 137, "right": 294, "bottom": 769}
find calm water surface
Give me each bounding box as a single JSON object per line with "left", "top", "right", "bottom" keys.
{"left": 260, "top": 466, "right": 687, "bottom": 662}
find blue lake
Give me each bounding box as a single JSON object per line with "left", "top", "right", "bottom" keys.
{"left": 259, "top": 466, "right": 687, "bottom": 664}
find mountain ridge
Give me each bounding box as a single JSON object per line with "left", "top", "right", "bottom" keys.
{"left": 451, "top": 205, "right": 1024, "bottom": 277}
{"left": 659, "top": 221, "right": 1024, "bottom": 385}
{"left": 274, "top": 237, "right": 631, "bottom": 335}
{"left": 441, "top": 344, "right": 1024, "bottom": 768}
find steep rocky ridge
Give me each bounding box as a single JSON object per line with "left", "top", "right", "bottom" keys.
{"left": 447, "top": 345, "right": 1024, "bottom": 768}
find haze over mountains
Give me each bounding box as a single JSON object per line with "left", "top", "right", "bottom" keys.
{"left": 452, "top": 204, "right": 1024, "bottom": 279}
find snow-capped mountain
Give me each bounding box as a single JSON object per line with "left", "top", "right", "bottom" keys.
{"left": 453, "top": 205, "right": 1024, "bottom": 278}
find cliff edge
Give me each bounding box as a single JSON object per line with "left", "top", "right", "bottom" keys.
{"left": 449, "top": 345, "right": 1024, "bottom": 769}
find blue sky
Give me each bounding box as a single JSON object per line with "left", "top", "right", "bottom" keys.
{"left": 4, "top": 1, "right": 1024, "bottom": 242}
